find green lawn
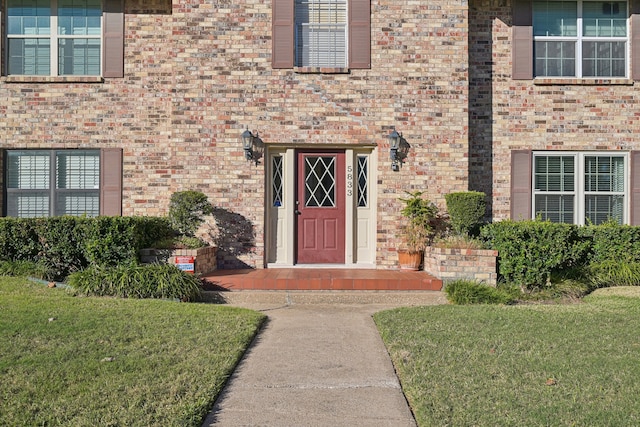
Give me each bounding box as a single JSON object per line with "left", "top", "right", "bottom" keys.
{"left": 0, "top": 277, "right": 265, "bottom": 427}
{"left": 375, "top": 288, "right": 640, "bottom": 427}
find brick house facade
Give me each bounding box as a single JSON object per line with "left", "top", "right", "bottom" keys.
{"left": 1, "top": 0, "right": 639, "bottom": 269}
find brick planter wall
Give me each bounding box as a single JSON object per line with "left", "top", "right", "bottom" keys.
{"left": 424, "top": 246, "right": 498, "bottom": 286}
{"left": 139, "top": 247, "right": 218, "bottom": 275}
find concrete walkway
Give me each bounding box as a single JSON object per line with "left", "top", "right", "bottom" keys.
{"left": 201, "top": 291, "right": 447, "bottom": 426}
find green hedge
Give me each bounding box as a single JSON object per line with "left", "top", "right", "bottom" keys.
{"left": 577, "top": 221, "right": 640, "bottom": 264}
{"left": 0, "top": 218, "right": 40, "bottom": 261}
{"left": 0, "top": 216, "right": 173, "bottom": 281}
{"left": 35, "top": 217, "right": 90, "bottom": 280}
{"left": 83, "top": 216, "right": 173, "bottom": 268}
{"left": 480, "top": 220, "right": 590, "bottom": 288}
{"left": 444, "top": 191, "right": 486, "bottom": 236}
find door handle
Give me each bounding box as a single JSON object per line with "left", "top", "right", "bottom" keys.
{"left": 295, "top": 200, "right": 301, "bottom": 215}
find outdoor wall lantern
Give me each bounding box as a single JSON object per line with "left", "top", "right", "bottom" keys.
{"left": 241, "top": 128, "right": 256, "bottom": 161}
{"left": 240, "top": 128, "right": 264, "bottom": 165}
{"left": 388, "top": 129, "right": 402, "bottom": 171}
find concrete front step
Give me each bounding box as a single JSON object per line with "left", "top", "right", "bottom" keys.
{"left": 201, "top": 290, "right": 448, "bottom": 306}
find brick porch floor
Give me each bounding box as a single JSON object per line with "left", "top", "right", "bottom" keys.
{"left": 201, "top": 268, "right": 443, "bottom": 291}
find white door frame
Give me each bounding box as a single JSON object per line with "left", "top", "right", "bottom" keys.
{"left": 265, "top": 145, "right": 377, "bottom": 268}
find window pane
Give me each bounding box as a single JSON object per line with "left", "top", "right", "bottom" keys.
{"left": 535, "top": 155, "right": 575, "bottom": 191}
{"left": 56, "top": 151, "right": 100, "bottom": 189}
{"left": 582, "top": 41, "right": 626, "bottom": 77}
{"left": 58, "top": 0, "right": 101, "bottom": 36}
{"left": 583, "top": 1, "right": 627, "bottom": 37}
{"left": 584, "top": 156, "right": 625, "bottom": 192}
{"left": 533, "top": 0, "right": 577, "bottom": 36}
{"left": 535, "top": 41, "right": 576, "bottom": 77}
{"left": 56, "top": 191, "right": 99, "bottom": 216}
{"left": 58, "top": 38, "right": 101, "bottom": 75}
{"left": 7, "top": 151, "right": 50, "bottom": 189}
{"left": 535, "top": 194, "right": 575, "bottom": 223}
{"left": 7, "top": 193, "right": 50, "bottom": 217}
{"left": 7, "top": 0, "right": 51, "bottom": 35}
{"left": 8, "top": 38, "right": 51, "bottom": 75}
{"left": 297, "top": 25, "right": 346, "bottom": 67}
{"left": 585, "top": 195, "right": 624, "bottom": 224}
{"left": 272, "top": 156, "right": 284, "bottom": 207}
{"left": 357, "top": 156, "right": 368, "bottom": 208}
{"left": 305, "top": 156, "right": 336, "bottom": 207}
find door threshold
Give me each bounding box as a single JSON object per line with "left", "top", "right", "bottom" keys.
{"left": 267, "top": 263, "right": 376, "bottom": 269}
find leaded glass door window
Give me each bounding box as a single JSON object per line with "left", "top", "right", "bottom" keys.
{"left": 304, "top": 156, "right": 336, "bottom": 207}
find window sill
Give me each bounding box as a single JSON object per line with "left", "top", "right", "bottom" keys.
{"left": 294, "top": 67, "right": 350, "bottom": 74}
{"left": 534, "top": 77, "right": 633, "bottom": 86}
{"left": 1, "top": 76, "right": 104, "bottom": 84}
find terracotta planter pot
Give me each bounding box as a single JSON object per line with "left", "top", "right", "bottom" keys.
{"left": 398, "top": 249, "right": 424, "bottom": 270}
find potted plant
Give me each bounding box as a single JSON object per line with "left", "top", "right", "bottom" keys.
{"left": 398, "top": 191, "right": 438, "bottom": 270}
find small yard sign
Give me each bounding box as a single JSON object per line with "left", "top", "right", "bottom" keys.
{"left": 175, "top": 256, "right": 195, "bottom": 274}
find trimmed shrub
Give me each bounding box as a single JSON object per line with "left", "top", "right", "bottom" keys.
{"left": 444, "top": 191, "right": 486, "bottom": 236}
{"left": 445, "top": 279, "right": 514, "bottom": 305}
{"left": 578, "top": 221, "right": 640, "bottom": 264}
{"left": 480, "top": 220, "right": 590, "bottom": 289}
{"left": 67, "top": 263, "right": 202, "bottom": 301}
{"left": 168, "top": 191, "right": 214, "bottom": 237}
{"left": 0, "top": 218, "right": 40, "bottom": 261}
{"left": 34, "top": 217, "right": 89, "bottom": 280}
{"left": 131, "top": 216, "right": 175, "bottom": 249}
{"left": 0, "top": 216, "right": 173, "bottom": 281}
{"left": 83, "top": 217, "right": 172, "bottom": 267}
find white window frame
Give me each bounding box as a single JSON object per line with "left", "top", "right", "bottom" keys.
{"left": 6, "top": 0, "right": 103, "bottom": 77}
{"left": 532, "top": 151, "right": 629, "bottom": 225}
{"left": 294, "top": 0, "right": 348, "bottom": 67}
{"left": 533, "top": 0, "right": 629, "bottom": 78}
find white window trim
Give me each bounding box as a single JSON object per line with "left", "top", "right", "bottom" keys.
{"left": 6, "top": 0, "right": 103, "bottom": 77}
{"left": 532, "top": 151, "right": 629, "bottom": 225}
{"left": 533, "top": 0, "right": 630, "bottom": 78}
{"left": 294, "top": 0, "right": 349, "bottom": 68}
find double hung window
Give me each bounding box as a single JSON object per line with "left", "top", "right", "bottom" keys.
{"left": 533, "top": 0, "right": 628, "bottom": 77}
{"left": 6, "top": 150, "right": 101, "bottom": 217}
{"left": 272, "top": 0, "right": 370, "bottom": 70}
{"left": 533, "top": 152, "right": 627, "bottom": 224}
{"left": 295, "top": 0, "right": 347, "bottom": 67}
{"left": 7, "top": 0, "right": 102, "bottom": 76}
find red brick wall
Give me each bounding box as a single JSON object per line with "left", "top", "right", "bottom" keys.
{"left": 469, "top": 0, "right": 640, "bottom": 221}
{"left": 0, "top": 0, "right": 469, "bottom": 268}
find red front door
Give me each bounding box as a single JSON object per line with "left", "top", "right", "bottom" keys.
{"left": 296, "top": 151, "right": 345, "bottom": 264}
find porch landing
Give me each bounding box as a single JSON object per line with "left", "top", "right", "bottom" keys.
{"left": 201, "top": 268, "right": 443, "bottom": 291}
